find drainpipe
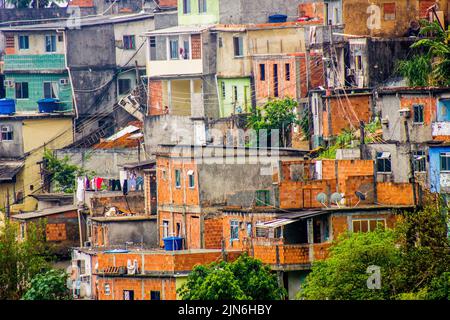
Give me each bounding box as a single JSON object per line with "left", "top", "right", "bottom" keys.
{"left": 59, "top": 29, "right": 79, "bottom": 120}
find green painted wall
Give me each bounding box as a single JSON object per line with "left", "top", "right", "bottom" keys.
{"left": 218, "top": 77, "right": 251, "bottom": 117}
{"left": 178, "top": 0, "right": 220, "bottom": 25}
{"left": 4, "top": 54, "right": 66, "bottom": 71}
{"left": 5, "top": 73, "right": 73, "bottom": 112}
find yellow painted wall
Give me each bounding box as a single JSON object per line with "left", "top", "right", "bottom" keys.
{"left": 14, "top": 32, "right": 65, "bottom": 55}
{"left": 6, "top": 117, "right": 74, "bottom": 213}
{"left": 175, "top": 276, "right": 188, "bottom": 300}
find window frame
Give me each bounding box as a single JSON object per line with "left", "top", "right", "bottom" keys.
{"left": 182, "top": 0, "right": 191, "bottom": 14}
{"left": 376, "top": 152, "right": 392, "bottom": 173}
{"left": 230, "top": 220, "right": 239, "bottom": 241}
{"left": 45, "top": 35, "right": 56, "bottom": 53}
{"left": 15, "top": 82, "right": 29, "bottom": 100}
{"left": 440, "top": 152, "right": 450, "bottom": 172}
{"left": 150, "top": 290, "right": 161, "bottom": 300}
{"left": 43, "top": 81, "right": 58, "bottom": 99}
{"left": 18, "top": 35, "right": 29, "bottom": 50}
{"left": 352, "top": 218, "right": 386, "bottom": 233}
{"left": 0, "top": 125, "right": 14, "bottom": 141}
{"left": 198, "top": 0, "right": 207, "bottom": 13}
{"left": 162, "top": 220, "right": 170, "bottom": 238}
{"left": 413, "top": 104, "right": 424, "bottom": 124}
{"left": 169, "top": 38, "right": 179, "bottom": 60}
{"left": 259, "top": 64, "right": 266, "bottom": 81}
{"left": 188, "top": 171, "right": 195, "bottom": 189}
{"left": 413, "top": 150, "right": 426, "bottom": 173}
{"left": 233, "top": 36, "right": 244, "bottom": 57}
{"left": 285, "top": 63, "right": 291, "bottom": 81}
{"left": 123, "top": 35, "right": 136, "bottom": 50}
{"left": 118, "top": 78, "right": 132, "bottom": 96}
{"left": 104, "top": 283, "right": 111, "bottom": 295}
{"left": 175, "top": 169, "right": 181, "bottom": 188}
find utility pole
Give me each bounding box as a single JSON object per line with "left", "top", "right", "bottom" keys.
{"left": 404, "top": 120, "right": 417, "bottom": 206}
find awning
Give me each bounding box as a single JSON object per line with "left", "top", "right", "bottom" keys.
{"left": 0, "top": 160, "right": 24, "bottom": 182}
{"left": 257, "top": 219, "right": 298, "bottom": 229}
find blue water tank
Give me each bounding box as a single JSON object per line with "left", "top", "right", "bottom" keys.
{"left": 163, "top": 237, "right": 183, "bottom": 251}
{"left": 37, "top": 98, "right": 59, "bottom": 113}
{"left": 0, "top": 99, "right": 16, "bottom": 115}
{"left": 268, "top": 14, "right": 288, "bottom": 23}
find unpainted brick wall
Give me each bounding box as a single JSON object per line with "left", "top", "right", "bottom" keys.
{"left": 376, "top": 182, "right": 415, "bottom": 205}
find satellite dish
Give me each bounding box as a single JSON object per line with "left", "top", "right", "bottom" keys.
{"left": 316, "top": 192, "right": 328, "bottom": 208}
{"left": 330, "top": 192, "right": 343, "bottom": 207}
{"left": 355, "top": 191, "right": 366, "bottom": 201}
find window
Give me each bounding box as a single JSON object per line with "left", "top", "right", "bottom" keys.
{"left": 15, "top": 82, "right": 29, "bottom": 99}
{"left": 181, "top": 40, "right": 190, "bottom": 59}
{"left": 230, "top": 220, "right": 239, "bottom": 241}
{"left": 169, "top": 39, "right": 179, "bottom": 60}
{"left": 58, "top": 35, "right": 63, "bottom": 42}
{"left": 285, "top": 63, "right": 291, "bottom": 81}
{"left": 1, "top": 125, "right": 13, "bottom": 141}
{"left": 187, "top": 170, "right": 195, "bottom": 188}
{"left": 176, "top": 222, "right": 181, "bottom": 237}
{"left": 352, "top": 219, "right": 386, "bottom": 233}
{"left": 149, "top": 36, "right": 157, "bottom": 60}
{"left": 218, "top": 37, "right": 223, "bottom": 48}
{"left": 123, "top": 35, "right": 136, "bottom": 50}
{"left": 45, "top": 35, "right": 56, "bottom": 52}
{"left": 246, "top": 223, "right": 252, "bottom": 237}
{"left": 150, "top": 291, "right": 161, "bottom": 300}
{"left": 413, "top": 150, "right": 426, "bottom": 172}
{"left": 221, "top": 81, "right": 226, "bottom": 99}
{"left": 18, "top": 35, "right": 29, "bottom": 50}
{"left": 43, "top": 82, "right": 58, "bottom": 99}
{"left": 256, "top": 224, "right": 268, "bottom": 237}
{"left": 162, "top": 220, "right": 169, "bottom": 238}
{"left": 175, "top": 169, "right": 181, "bottom": 188}
{"left": 232, "top": 85, "right": 238, "bottom": 102}
{"left": 255, "top": 190, "right": 270, "bottom": 206}
{"left": 413, "top": 104, "right": 424, "bottom": 123}
{"left": 104, "top": 284, "right": 111, "bottom": 295}
{"left": 273, "top": 64, "right": 279, "bottom": 97}
{"left": 198, "top": 0, "right": 207, "bottom": 13}
{"left": 383, "top": 3, "right": 396, "bottom": 20}
{"left": 77, "top": 260, "right": 86, "bottom": 275}
{"left": 355, "top": 55, "right": 362, "bottom": 71}
{"left": 183, "top": 0, "right": 191, "bottom": 14}
{"left": 376, "top": 152, "right": 392, "bottom": 173}
{"left": 123, "top": 290, "right": 134, "bottom": 300}
{"left": 259, "top": 64, "right": 266, "bottom": 81}
{"left": 118, "top": 78, "right": 132, "bottom": 95}
{"left": 233, "top": 36, "right": 243, "bottom": 57}
{"left": 440, "top": 153, "right": 450, "bottom": 172}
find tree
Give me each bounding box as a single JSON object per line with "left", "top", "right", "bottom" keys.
{"left": 298, "top": 229, "right": 401, "bottom": 300}
{"left": 247, "top": 98, "right": 300, "bottom": 147}
{"left": 43, "top": 149, "right": 92, "bottom": 194}
{"left": 0, "top": 221, "right": 52, "bottom": 300}
{"left": 298, "top": 202, "right": 450, "bottom": 300}
{"left": 22, "top": 269, "right": 71, "bottom": 300}
{"left": 397, "top": 20, "right": 450, "bottom": 86}
{"left": 178, "top": 254, "right": 286, "bottom": 300}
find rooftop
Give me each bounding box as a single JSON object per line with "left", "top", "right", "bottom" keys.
{"left": 145, "top": 24, "right": 212, "bottom": 36}
{"left": 10, "top": 204, "right": 78, "bottom": 220}
{"left": 0, "top": 12, "right": 154, "bottom": 32}
{"left": 0, "top": 160, "right": 24, "bottom": 182}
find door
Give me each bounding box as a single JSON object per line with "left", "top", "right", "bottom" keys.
{"left": 150, "top": 170, "right": 157, "bottom": 215}
{"left": 123, "top": 290, "right": 134, "bottom": 300}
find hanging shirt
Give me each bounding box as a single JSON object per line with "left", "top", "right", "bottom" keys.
{"left": 76, "top": 177, "right": 85, "bottom": 203}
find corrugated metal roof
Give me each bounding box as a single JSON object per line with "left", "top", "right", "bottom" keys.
{"left": 10, "top": 204, "right": 78, "bottom": 220}
{"left": 0, "top": 160, "right": 24, "bottom": 181}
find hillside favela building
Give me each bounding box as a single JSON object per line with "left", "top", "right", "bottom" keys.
{"left": 0, "top": 0, "right": 449, "bottom": 301}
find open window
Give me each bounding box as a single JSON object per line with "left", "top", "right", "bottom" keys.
{"left": 376, "top": 152, "right": 392, "bottom": 173}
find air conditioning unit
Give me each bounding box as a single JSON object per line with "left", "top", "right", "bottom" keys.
{"left": 3, "top": 80, "right": 14, "bottom": 87}
{"left": 59, "top": 78, "right": 69, "bottom": 85}
{"left": 84, "top": 241, "right": 91, "bottom": 247}
{"left": 399, "top": 108, "right": 411, "bottom": 118}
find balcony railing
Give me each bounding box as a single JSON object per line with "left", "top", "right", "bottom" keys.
{"left": 432, "top": 121, "right": 450, "bottom": 136}
{"left": 4, "top": 54, "right": 66, "bottom": 72}
{"left": 252, "top": 241, "right": 331, "bottom": 268}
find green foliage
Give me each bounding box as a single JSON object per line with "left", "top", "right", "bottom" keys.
{"left": 247, "top": 98, "right": 300, "bottom": 147}
{"left": 298, "top": 108, "right": 311, "bottom": 140}
{"left": 298, "top": 230, "right": 401, "bottom": 300}
{"left": 318, "top": 128, "right": 356, "bottom": 159}
{"left": 299, "top": 203, "right": 450, "bottom": 300}
{"left": 43, "top": 149, "right": 92, "bottom": 194}
{"left": 6, "top": 0, "right": 64, "bottom": 9}
{"left": 178, "top": 254, "right": 286, "bottom": 300}
{"left": 22, "top": 269, "right": 71, "bottom": 300}
{"left": 397, "top": 20, "right": 450, "bottom": 86}
{"left": 0, "top": 221, "right": 52, "bottom": 300}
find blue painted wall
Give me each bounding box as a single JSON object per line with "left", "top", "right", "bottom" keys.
{"left": 429, "top": 146, "right": 450, "bottom": 193}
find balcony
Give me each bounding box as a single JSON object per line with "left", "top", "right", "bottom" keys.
{"left": 3, "top": 54, "right": 66, "bottom": 72}
{"left": 432, "top": 121, "right": 450, "bottom": 137}
{"left": 148, "top": 59, "right": 203, "bottom": 78}
{"left": 252, "top": 241, "right": 331, "bottom": 270}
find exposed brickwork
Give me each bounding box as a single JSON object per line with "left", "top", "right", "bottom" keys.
{"left": 323, "top": 94, "right": 372, "bottom": 138}
{"left": 89, "top": 192, "right": 145, "bottom": 216}
{"left": 204, "top": 217, "right": 223, "bottom": 249}
{"left": 46, "top": 223, "right": 67, "bottom": 241}
{"left": 191, "top": 34, "right": 202, "bottom": 59}
{"left": 97, "top": 277, "right": 177, "bottom": 300}
{"left": 376, "top": 182, "right": 415, "bottom": 205}
{"left": 68, "top": 0, "right": 94, "bottom": 7}
{"left": 148, "top": 80, "right": 164, "bottom": 116}
{"left": 158, "top": 0, "right": 177, "bottom": 7}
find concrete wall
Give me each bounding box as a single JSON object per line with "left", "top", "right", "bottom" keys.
{"left": 154, "top": 10, "right": 178, "bottom": 30}
{"left": 0, "top": 119, "right": 23, "bottom": 158}
{"left": 114, "top": 18, "right": 154, "bottom": 68}
{"left": 95, "top": 219, "right": 158, "bottom": 248}
{"left": 55, "top": 148, "right": 139, "bottom": 178}
{"left": 198, "top": 163, "right": 276, "bottom": 207}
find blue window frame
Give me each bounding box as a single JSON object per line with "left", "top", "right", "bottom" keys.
{"left": 230, "top": 220, "right": 239, "bottom": 241}
{"left": 45, "top": 35, "right": 56, "bottom": 52}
